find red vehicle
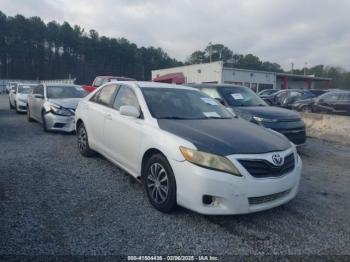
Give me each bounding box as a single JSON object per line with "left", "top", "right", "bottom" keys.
{"left": 83, "top": 76, "right": 136, "bottom": 93}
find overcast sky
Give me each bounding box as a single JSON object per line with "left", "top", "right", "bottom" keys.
{"left": 1, "top": 0, "right": 350, "bottom": 70}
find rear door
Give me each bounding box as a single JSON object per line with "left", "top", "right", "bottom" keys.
{"left": 86, "top": 84, "right": 118, "bottom": 151}
{"left": 103, "top": 85, "right": 144, "bottom": 174}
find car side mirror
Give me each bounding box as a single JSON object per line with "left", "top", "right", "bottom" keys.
{"left": 215, "top": 97, "right": 225, "bottom": 105}
{"left": 120, "top": 105, "right": 140, "bottom": 118}
{"left": 35, "top": 94, "right": 44, "bottom": 99}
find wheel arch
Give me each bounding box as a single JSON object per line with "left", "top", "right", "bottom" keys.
{"left": 141, "top": 148, "right": 167, "bottom": 178}
{"left": 76, "top": 118, "right": 84, "bottom": 130}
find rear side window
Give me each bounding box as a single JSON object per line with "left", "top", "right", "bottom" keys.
{"left": 90, "top": 84, "right": 117, "bottom": 106}
{"left": 113, "top": 86, "right": 139, "bottom": 110}
{"left": 201, "top": 88, "right": 222, "bottom": 100}
{"left": 93, "top": 77, "right": 104, "bottom": 87}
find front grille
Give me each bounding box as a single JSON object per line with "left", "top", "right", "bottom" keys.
{"left": 277, "top": 118, "right": 301, "bottom": 123}
{"left": 238, "top": 153, "right": 295, "bottom": 178}
{"left": 248, "top": 189, "right": 291, "bottom": 205}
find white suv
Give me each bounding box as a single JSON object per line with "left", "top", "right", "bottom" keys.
{"left": 75, "top": 81, "right": 302, "bottom": 215}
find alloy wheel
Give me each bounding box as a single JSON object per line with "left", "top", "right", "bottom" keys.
{"left": 78, "top": 126, "right": 87, "bottom": 152}
{"left": 146, "top": 163, "right": 169, "bottom": 204}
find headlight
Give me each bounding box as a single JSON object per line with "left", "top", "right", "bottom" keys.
{"left": 179, "top": 146, "right": 241, "bottom": 176}
{"left": 252, "top": 116, "right": 278, "bottom": 123}
{"left": 50, "top": 105, "right": 73, "bottom": 116}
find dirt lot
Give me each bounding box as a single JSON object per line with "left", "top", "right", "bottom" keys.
{"left": 0, "top": 94, "right": 349, "bottom": 256}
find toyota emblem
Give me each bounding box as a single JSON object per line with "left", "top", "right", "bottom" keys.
{"left": 272, "top": 154, "right": 284, "bottom": 166}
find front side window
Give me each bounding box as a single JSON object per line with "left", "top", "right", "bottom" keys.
{"left": 320, "top": 93, "right": 339, "bottom": 102}
{"left": 46, "top": 85, "right": 87, "bottom": 99}
{"left": 113, "top": 86, "right": 139, "bottom": 110}
{"left": 142, "top": 88, "right": 232, "bottom": 119}
{"left": 219, "top": 86, "right": 267, "bottom": 107}
{"left": 33, "top": 85, "right": 44, "bottom": 95}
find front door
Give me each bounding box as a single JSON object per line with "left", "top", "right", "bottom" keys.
{"left": 103, "top": 85, "right": 144, "bottom": 175}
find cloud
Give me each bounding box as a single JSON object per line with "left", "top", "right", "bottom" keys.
{"left": 1, "top": 0, "right": 349, "bottom": 70}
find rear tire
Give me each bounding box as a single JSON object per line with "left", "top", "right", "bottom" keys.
{"left": 143, "top": 154, "right": 177, "bottom": 213}
{"left": 77, "top": 122, "right": 95, "bottom": 157}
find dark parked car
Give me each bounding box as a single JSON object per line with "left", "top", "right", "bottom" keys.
{"left": 309, "top": 89, "right": 327, "bottom": 97}
{"left": 263, "top": 89, "right": 316, "bottom": 108}
{"left": 293, "top": 91, "right": 350, "bottom": 115}
{"left": 187, "top": 84, "right": 306, "bottom": 145}
{"left": 258, "top": 89, "right": 280, "bottom": 96}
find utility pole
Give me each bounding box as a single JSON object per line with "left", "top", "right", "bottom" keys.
{"left": 291, "top": 62, "right": 294, "bottom": 74}
{"left": 304, "top": 62, "right": 308, "bottom": 75}
{"left": 209, "top": 42, "right": 212, "bottom": 63}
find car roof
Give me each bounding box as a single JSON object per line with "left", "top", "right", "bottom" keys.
{"left": 117, "top": 81, "right": 197, "bottom": 91}
{"left": 45, "top": 84, "right": 81, "bottom": 87}
{"left": 18, "top": 83, "right": 39, "bottom": 86}
{"left": 186, "top": 83, "right": 249, "bottom": 89}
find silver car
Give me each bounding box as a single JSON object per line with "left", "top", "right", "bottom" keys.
{"left": 27, "top": 84, "right": 87, "bottom": 132}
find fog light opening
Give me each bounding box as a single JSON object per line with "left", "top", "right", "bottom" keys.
{"left": 202, "top": 195, "right": 213, "bottom": 205}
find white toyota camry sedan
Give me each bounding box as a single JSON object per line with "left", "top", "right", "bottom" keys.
{"left": 75, "top": 81, "right": 302, "bottom": 215}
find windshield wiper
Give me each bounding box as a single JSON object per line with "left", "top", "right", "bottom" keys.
{"left": 158, "top": 116, "right": 196, "bottom": 120}
{"left": 204, "top": 116, "right": 231, "bottom": 119}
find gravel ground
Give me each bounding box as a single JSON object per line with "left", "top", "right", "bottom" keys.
{"left": 0, "top": 94, "right": 349, "bottom": 256}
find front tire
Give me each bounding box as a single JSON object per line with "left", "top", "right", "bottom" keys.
{"left": 15, "top": 102, "right": 20, "bottom": 114}
{"left": 77, "top": 122, "right": 95, "bottom": 157}
{"left": 143, "top": 154, "right": 177, "bottom": 213}
{"left": 9, "top": 100, "right": 14, "bottom": 109}
{"left": 300, "top": 105, "right": 312, "bottom": 113}
{"left": 41, "top": 111, "right": 49, "bottom": 132}
{"left": 27, "top": 106, "right": 34, "bottom": 122}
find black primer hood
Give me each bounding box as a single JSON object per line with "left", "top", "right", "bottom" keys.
{"left": 158, "top": 118, "right": 291, "bottom": 156}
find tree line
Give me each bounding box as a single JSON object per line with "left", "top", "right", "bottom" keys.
{"left": 0, "top": 11, "right": 349, "bottom": 89}
{"left": 0, "top": 11, "right": 181, "bottom": 84}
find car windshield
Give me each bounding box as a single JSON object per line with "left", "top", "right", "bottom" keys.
{"left": 47, "top": 85, "right": 87, "bottom": 99}
{"left": 18, "top": 85, "right": 36, "bottom": 94}
{"left": 219, "top": 86, "right": 268, "bottom": 107}
{"left": 142, "top": 88, "right": 233, "bottom": 120}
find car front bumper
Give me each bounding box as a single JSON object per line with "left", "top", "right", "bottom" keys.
{"left": 262, "top": 121, "right": 307, "bottom": 145}
{"left": 16, "top": 101, "right": 28, "bottom": 112}
{"left": 170, "top": 148, "right": 302, "bottom": 215}
{"left": 44, "top": 112, "right": 75, "bottom": 132}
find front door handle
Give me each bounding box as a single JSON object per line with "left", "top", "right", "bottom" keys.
{"left": 105, "top": 113, "right": 112, "bottom": 120}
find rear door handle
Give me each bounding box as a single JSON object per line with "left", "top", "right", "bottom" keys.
{"left": 105, "top": 113, "right": 112, "bottom": 120}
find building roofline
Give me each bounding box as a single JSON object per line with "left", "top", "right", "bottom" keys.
{"left": 152, "top": 61, "right": 223, "bottom": 73}
{"left": 276, "top": 72, "right": 332, "bottom": 81}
